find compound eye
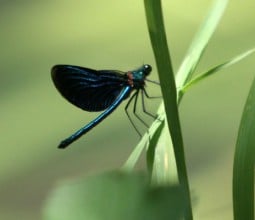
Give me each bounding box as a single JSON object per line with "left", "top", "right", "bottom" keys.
{"left": 144, "top": 64, "right": 152, "bottom": 75}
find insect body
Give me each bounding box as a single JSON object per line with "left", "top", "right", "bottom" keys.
{"left": 51, "top": 64, "right": 154, "bottom": 149}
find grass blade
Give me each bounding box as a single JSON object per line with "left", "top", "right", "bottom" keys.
{"left": 181, "top": 48, "right": 255, "bottom": 93}
{"left": 233, "top": 76, "right": 255, "bottom": 220}
{"left": 144, "top": 0, "right": 192, "bottom": 219}
{"left": 176, "top": 0, "right": 228, "bottom": 97}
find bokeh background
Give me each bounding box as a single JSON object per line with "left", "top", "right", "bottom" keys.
{"left": 1, "top": 1, "right": 255, "bottom": 219}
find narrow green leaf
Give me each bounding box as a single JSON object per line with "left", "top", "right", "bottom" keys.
{"left": 122, "top": 135, "right": 149, "bottom": 172}
{"left": 146, "top": 119, "right": 165, "bottom": 175}
{"left": 181, "top": 48, "right": 255, "bottom": 93}
{"left": 143, "top": 0, "right": 185, "bottom": 185}
{"left": 150, "top": 121, "right": 178, "bottom": 186}
{"left": 233, "top": 77, "right": 255, "bottom": 220}
{"left": 176, "top": 0, "right": 228, "bottom": 97}
{"left": 144, "top": 0, "right": 192, "bottom": 219}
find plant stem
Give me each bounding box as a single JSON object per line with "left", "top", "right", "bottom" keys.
{"left": 144, "top": 1, "right": 193, "bottom": 219}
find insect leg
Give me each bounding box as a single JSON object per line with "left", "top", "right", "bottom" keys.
{"left": 141, "top": 89, "right": 158, "bottom": 119}
{"left": 133, "top": 91, "right": 149, "bottom": 127}
{"left": 125, "top": 91, "right": 142, "bottom": 137}
{"left": 145, "top": 78, "right": 160, "bottom": 85}
{"left": 143, "top": 87, "right": 161, "bottom": 99}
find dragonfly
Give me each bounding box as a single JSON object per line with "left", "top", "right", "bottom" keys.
{"left": 51, "top": 64, "right": 159, "bottom": 149}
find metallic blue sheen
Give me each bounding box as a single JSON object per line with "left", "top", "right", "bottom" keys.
{"left": 51, "top": 64, "right": 152, "bottom": 149}
{"left": 58, "top": 86, "right": 132, "bottom": 148}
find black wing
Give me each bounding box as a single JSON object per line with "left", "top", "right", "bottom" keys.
{"left": 51, "top": 65, "right": 129, "bottom": 112}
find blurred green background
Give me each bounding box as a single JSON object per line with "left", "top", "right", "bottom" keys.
{"left": 1, "top": 1, "right": 255, "bottom": 219}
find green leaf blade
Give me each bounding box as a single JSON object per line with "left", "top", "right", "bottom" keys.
{"left": 176, "top": 0, "right": 229, "bottom": 92}
{"left": 233, "top": 76, "right": 255, "bottom": 220}
{"left": 181, "top": 48, "right": 255, "bottom": 93}
{"left": 144, "top": 0, "right": 192, "bottom": 219}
